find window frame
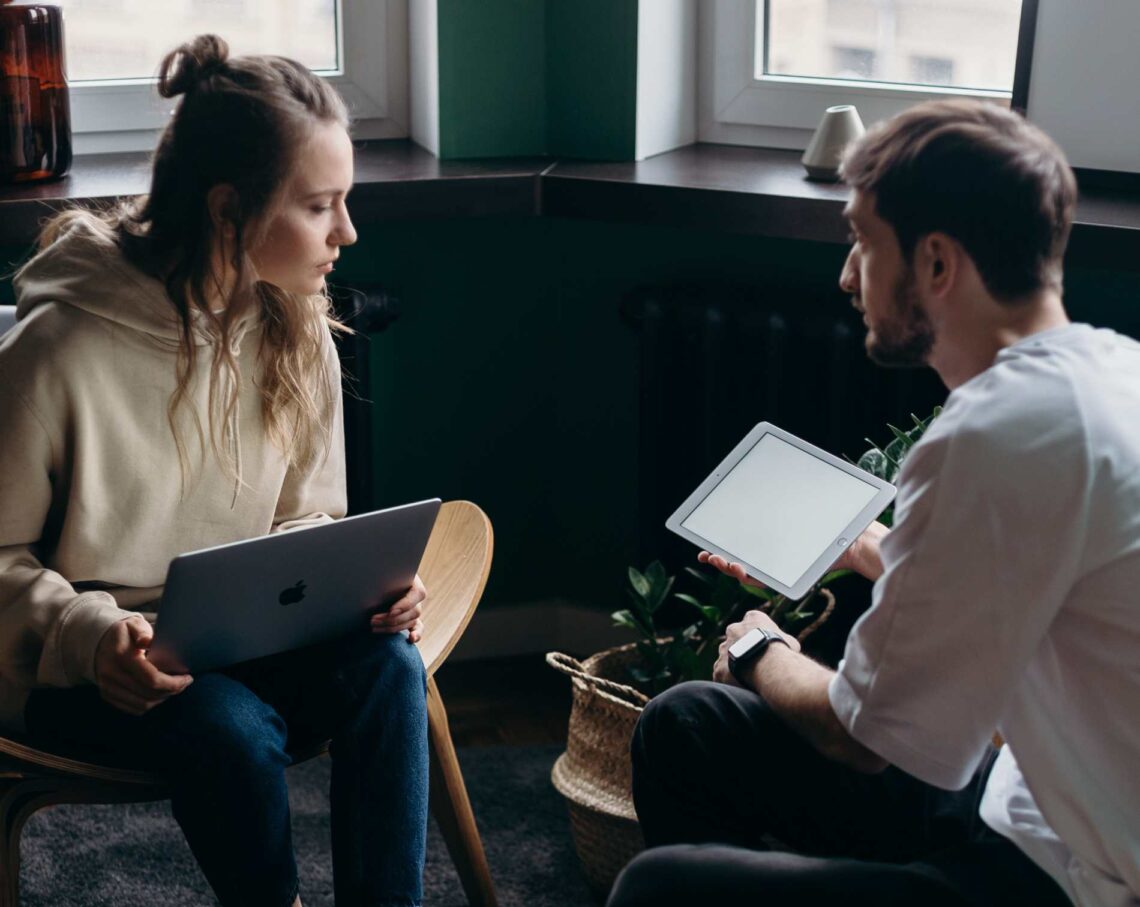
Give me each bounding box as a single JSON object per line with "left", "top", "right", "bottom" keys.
{"left": 67, "top": 0, "right": 408, "bottom": 154}
{"left": 699, "top": 0, "right": 1036, "bottom": 150}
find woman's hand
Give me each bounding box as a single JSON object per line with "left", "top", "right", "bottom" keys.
{"left": 94, "top": 614, "right": 193, "bottom": 716}
{"left": 371, "top": 573, "right": 426, "bottom": 644}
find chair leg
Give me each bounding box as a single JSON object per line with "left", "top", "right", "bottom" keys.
{"left": 427, "top": 677, "right": 498, "bottom": 907}
{"left": 0, "top": 777, "right": 36, "bottom": 907}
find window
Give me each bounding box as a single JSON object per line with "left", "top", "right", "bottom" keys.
{"left": 62, "top": 0, "right": 336, "bottom": 79}
{"left": 831, "top": 47, "right": 876, "bottom": 81}
{"left": 910, "top": 56, "right": 954, "bottom": 87}
{"left": 700, "top": 0, "right": 1031, "bottom": 149}
{"left": 62, "top": 0, "right": 408, "bottom": 153}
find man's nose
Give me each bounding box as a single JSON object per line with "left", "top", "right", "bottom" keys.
{"left": 839, "top": 249, "right": 859, "bottom": 295}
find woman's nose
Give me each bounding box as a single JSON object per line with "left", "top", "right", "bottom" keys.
{"left": 333, "top": 206, "right": 357, "bottom": 247}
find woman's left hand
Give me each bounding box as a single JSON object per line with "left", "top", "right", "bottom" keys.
{"left": 371, "top": 574, "right": 426, "bottom": 644}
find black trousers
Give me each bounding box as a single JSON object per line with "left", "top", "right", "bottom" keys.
{"left": 608, "top": 681, "right": 1072, "bottom": 907}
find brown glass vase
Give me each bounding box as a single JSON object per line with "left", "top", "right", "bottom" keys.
{"left": 0, "top": 1, "right": 71, "bottom": 184}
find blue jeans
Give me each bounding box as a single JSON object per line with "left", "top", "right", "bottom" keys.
{"left": 25, "top": 629, "right": 429, "bottom": 907}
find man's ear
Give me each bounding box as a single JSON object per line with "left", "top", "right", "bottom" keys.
{"left": 206, "top": 184, "right": 238, "bottom": 238}
{"left": 915, "top": 232, "right": 958, "bottom": 299}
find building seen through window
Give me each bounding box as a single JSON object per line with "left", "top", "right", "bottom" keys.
{"left": 56, "top": 0, "right": 338, "bottom": 81}
{"left": 760, "top": 0, "right": 1021, "bottom": 93}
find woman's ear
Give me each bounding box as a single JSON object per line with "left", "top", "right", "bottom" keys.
{"left": 206, "top": 184, "right": 238, "bottom": 238}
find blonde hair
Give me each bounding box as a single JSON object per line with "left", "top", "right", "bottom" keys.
{"left": 39, "top": 34, "right": 349, "bottom": 485}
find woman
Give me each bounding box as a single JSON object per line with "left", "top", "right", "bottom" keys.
{"left": 0, "top": 34, "right": 428, "bottom": 907}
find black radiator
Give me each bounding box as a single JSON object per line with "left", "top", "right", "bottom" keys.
{"left": 623, "top": 284, "right": 947, "bottom": 569}
{"left": 329, "top": 284, "right": 401, "bottom": 516}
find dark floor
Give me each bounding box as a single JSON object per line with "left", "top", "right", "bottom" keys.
{"left": 433, "top": 654, "right": 573, "bottom": 748}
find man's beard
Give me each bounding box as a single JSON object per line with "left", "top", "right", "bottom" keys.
{"left": 864, "top": 266, "right": 936, "bottom": 368}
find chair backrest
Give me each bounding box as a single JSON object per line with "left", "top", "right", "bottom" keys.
{"left": 416, "top": 500, "right": 494, "bottom": 677}
{"left": 0, "top": 305, "right": 16, "bottom": 338}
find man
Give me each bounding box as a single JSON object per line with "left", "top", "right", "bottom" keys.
{"left": 608, "top": 100, "right": 1140, "bottom": 907}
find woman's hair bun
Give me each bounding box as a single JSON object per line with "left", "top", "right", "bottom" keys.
{"left": 158, "top": 34, "right": 230, "bottom": 99}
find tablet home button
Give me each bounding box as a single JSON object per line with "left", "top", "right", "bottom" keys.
{"left": 838, "top": 538, "right": 848, "bottom": 547}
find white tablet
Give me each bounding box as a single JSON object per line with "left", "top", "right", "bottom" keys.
{"left": 665, "top": 422, "right": 896, "bottom": 600}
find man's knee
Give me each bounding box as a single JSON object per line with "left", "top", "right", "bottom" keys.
{"left": 633, "top": 680, "right": 748, "bottom": 773}
{"left": 608, "top": 846, "right": 705, "bottom": 907}
{"left": 637, "top": 680, "right": 715, "bottom": 742}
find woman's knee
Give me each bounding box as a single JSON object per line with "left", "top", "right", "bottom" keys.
{"left": 150, "top": 674, "right": 289, "bottom": 775}
{"left": 339, "top": 630, "right": 428, "bottom": 704}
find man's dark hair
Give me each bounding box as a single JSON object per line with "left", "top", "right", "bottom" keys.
{"left": 840, "top": 99, "right": 1077, "bottom": 303}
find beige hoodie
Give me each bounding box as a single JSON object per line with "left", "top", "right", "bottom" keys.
{"left": 0, "top": 217, "right": 346, "bottom": 730}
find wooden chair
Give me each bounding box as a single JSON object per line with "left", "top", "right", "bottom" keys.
{"left": 0, "top": 499, "right": 498, "bottom": 907}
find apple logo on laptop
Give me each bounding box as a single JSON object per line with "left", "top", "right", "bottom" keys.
{"left": 278, "top": 580, "right": 307, "bottom": 606}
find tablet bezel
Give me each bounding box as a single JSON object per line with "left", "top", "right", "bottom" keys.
{"left": 665, "top": 422, "right": 897, "bottom": 600}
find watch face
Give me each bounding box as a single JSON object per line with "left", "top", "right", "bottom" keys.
{"left": 728, "top": 627, "right": 767, "bottom": 660}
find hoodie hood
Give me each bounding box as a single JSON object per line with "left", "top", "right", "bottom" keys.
{"left": 13, "top": 214, "right": 261, "bottom": 505}
{"left": 13, "top": 215, "right": 257, "bottom": 349}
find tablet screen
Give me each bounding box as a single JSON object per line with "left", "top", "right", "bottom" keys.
{"left": 680, "top": 432, "right": 879, "bottom": 587}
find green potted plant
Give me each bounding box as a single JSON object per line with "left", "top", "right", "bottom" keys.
{"left": 611, "top": 561, "right": 841, "bottom": 696}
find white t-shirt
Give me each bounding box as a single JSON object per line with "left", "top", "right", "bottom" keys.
{"left": 829, "top": 324, "right": 1140, "bottom": 907}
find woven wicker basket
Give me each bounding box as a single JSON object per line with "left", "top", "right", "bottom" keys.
{"left": 546, "top": 590, "right": 836, "bottom": 897}
{"left": 546, "top": 643, "right": 648, "bottom": 897}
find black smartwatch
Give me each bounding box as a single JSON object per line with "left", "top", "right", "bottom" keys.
{"left": 727, "top": 627, "right": 790, "bottom": 686}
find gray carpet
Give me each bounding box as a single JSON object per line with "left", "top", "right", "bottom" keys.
{"left": 19, "top": 745, "right": 600, "bottom": 906}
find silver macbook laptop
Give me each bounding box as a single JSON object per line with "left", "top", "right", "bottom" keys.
{"left": 147, "top": 498, "right": 441, "bottom": 674}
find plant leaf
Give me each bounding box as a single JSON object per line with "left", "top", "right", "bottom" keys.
{"left": 684, "top": 565, "right": 714, "bottom": 587}
{"left": 628, "top": 665, "right": 652, "bottom": 684}
{"left": 866, "top": 437, "right": 901, "bottom": 469}
{"left": 887, "top": 423, "right": 911, "bottom": 445}
{"left": 674, "top": 592, "right": 705, "bottom": 610}
{"left": 628, "top": 567, "right": 650, "bottom": 600}
{"left": 857, "top": 448, "right": 889, "bottom": 478}
{"left": 740, "top": 582, "right": 777, "bottom": 602}
{"left": 698, "top": 604, "right": 722, "bottom": 624}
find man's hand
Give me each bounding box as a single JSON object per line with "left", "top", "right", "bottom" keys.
{"left": 699, "top": 519, "right": 890, "bottom": 586}
{"left": 832, "top": 520, "right": 889, "bottom": 581}
{"left": 94, "top": 614, "right": 193, "bottom": 716}
{"left": 371, "top": 573, "right": 426, "bottom": 644}
{"left": 714, "top": 609, "right": 800, "bottom": 686}
{"left": 697, "top": 550, "right": 766, "bottom": 588}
